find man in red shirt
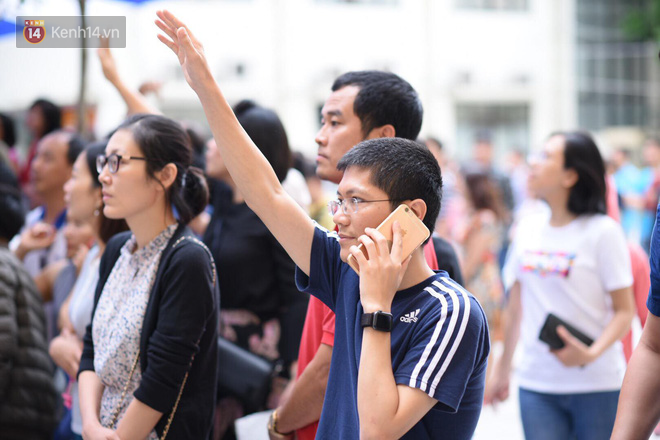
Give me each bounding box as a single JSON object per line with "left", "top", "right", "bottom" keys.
{"left": 269, "top": 71, "right": 427, "bottom": 440}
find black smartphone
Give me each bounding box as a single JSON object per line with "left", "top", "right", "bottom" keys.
{"left": 538, "top": 313, "right": 594, "bottom": 350}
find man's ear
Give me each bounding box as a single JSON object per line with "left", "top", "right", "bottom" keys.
{"left": 407, "top": 199, "right": 427, "bottom": 221}
{"left": 154, "top": 163, "right": 178, "bottom": 192}
{"left": 366, "top": 124, "right": 396, "bottom": 139}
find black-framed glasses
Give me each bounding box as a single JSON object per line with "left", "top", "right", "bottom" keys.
{"left": 327, "top": 197, "right": 399, "bottom": 216}
{"left": 96, "top": 153, "right": 147, "bottom": 174}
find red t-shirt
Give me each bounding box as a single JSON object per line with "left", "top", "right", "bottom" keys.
{"left": 295, "top": 296, "right": 335, "bottom": 440}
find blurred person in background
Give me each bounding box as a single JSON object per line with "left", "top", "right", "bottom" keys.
{"left": 0, "top": 162, "right": 58, "bottom": 439}
{"left": 458, "top": 172, "right": 507, "bottom": 341}
{"left": 0, "top": 112, "right": 19, "bottom": 174}
{"left": 10, "top": 130, "right": 84, "bottom": 342}
{"left": 611, "top": 147, "right": 646, "bottom": 245}
{"left": 505, "top": 148, "right": 530, "bottom": 217}
{"left": 202, "top": 100, "right": 308, "bottom": 439}
{"left": 423, "top": 137, "right": 466, "bottom": 245}
{"left": 641, "top": 138, "right": 660, "bottom": 251}
{"left": 78, "top": 114, "right": 218, "bottom": 439}
{"left": 50, "top": 141, "right": 128, "bottom": 440}
{"left": 21, "top": 99, "right": 62, "bottom": 191}
{"left": 485, "top": 131, "right": 634, "bottom": 440}
{"left": 292, "top": 151, "right": 335, "bottom": 231}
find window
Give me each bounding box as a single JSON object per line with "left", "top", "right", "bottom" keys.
{"left": 456, "top": 0, "right": 528, "bottom": 11}
{"left": 455, "top": 103, "right": 530, "bottom": 163}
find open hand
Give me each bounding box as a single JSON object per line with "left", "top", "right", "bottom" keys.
{"left": 349, "top": 222, "right": 411, "bottom": 313}
{"left": 155, "top": 10, "right": 212, "bottom": 91}
{"left": 551, "top": 325, "right": 596, "bottom": 367}
{"left": 97, "top": 39, "right": 120, "bottom": 85}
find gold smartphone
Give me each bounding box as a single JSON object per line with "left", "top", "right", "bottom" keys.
{"left": 347, "top": 204, "right": 430, "bottom": 275}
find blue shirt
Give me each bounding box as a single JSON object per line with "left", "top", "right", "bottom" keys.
{"left": 295, "top": 226, "right": 489, "bottom": 439}
{"left": 648, "top": 204, "right": 660, "bottom": 316}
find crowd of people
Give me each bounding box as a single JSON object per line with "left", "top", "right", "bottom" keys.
{"left": 2, "top": 9, "right": 660, "bottom": 440}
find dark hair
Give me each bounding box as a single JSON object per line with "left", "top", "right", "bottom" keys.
{"left": 332, "top": 71, "right": 423, "bottom": 141}
{"left": 0, "top": 113, "right": 16, "bottom": 147}
{"left": 83, "top": 142, "right": 129, "bottom": 244}
{"left": 0, "top": 162, "right": 24, "bottom": 240}
{"left": 30, "top": 99, "right": 62, "bottom": 137}
{"left": 464, "top": 172, "right": 508, "bottom": 222}
{"left": 181, "top": 121, "right": 208, "bottom": 172}
{"left": 552, "top": 131, "right": 606, "bottom": 216}
{"left": 116, "top": 114, "right": 209, "bottom": 225}
{"left": 292, "top": 151, "right": 317, "bottom": 179}
{"left": 337, "top": 138, "right": 442, "bottom": 237}
{"left": 233, "top": 100, "right": 292, "bottom": 182}
{"left": 67, "top": 134, "right": 85, "bottom": 166}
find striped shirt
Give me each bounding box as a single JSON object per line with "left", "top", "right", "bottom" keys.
{"left": 295, "top": 226, "right": 489, "bottom": 440}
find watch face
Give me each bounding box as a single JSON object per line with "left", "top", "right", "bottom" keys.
{"left": 373, "top": 312, "right": 393, "bottom": 331}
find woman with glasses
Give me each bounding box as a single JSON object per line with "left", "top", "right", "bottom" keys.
{"left": 485, "top": 132, "right": 635, "bottom": 440}
{"left": 202, "top": 100, "right": 308, "bottom": 438}
{"left": 78, "top": 114, "right": 219, "bottom": 440}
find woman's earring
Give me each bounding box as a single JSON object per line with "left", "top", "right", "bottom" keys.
{"left": 94, "top": 209, "right": 100, "bottom": 217}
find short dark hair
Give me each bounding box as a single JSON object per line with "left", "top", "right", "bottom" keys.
{"left": 234, "top": 100, "right": 292, "bottom": 182}
{"left": 116, "top": 114, "right": 209, "bottom": 225}
{"left": 0, "top": 162, "right": 24, "bottom": 240}
{"left": 337, "top": 138, "right": 442, "bottom": 237}
{"left": 552, "top": 131, "right": 606, "bottom": 216}
{"left": 67, "top": 135, "right": 85, "bottom": 166}
{"left": 0, "top": 113, "right": 16, "bottom": 147}
{"left": 30, "top": 98, "right": 61, "bottom": 137}
{"left": 332, "top": 71, "right": 423, "bottom": 141}
{"left": 83, "top": 142, "right": 129, "bottom": 244}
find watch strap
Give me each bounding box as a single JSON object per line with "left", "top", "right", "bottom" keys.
{"left": 361, "top": 311, "right": 393, "bottom": 332}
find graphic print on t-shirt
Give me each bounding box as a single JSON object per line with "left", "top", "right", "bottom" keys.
{"left": 520, "top": 250, "right": 576, "bottom": 278}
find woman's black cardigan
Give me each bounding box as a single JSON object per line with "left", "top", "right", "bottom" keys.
{"left": 79, "top": 223, "right": 220, "bottom": 439}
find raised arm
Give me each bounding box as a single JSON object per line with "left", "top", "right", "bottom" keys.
{"left": 155, "top": 10, "right": 315, "bottom": 274}
{"left": 97, "top": 43, "right": 160, "bottom": 116}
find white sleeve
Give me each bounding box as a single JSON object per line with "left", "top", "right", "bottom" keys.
{"left": 595, "top": 218, "right": 633, "bottom": 291}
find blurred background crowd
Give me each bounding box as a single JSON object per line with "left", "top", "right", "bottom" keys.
{"left": 3, "top": 0, "right": 660, "bottom": 439}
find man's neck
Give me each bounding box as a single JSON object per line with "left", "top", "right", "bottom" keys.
{"left": 398, "top": 249, "right": 435, "bottom": 291}
{"left": 42, "top": 195, "right": 66, "bottom": 225}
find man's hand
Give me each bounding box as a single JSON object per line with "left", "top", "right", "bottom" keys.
{"left": 155, "top": 10, "right": 213, "bottom": 91}
{"left": 349, "top": 222, "right": 411, "bottom": 313}
{"left": 551, "top": 325, "right": 596, "bottom": 367}
{"left": 15, "top": 222, "right": 56, "bottom": 260}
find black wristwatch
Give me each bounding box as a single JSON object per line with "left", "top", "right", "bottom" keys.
{"left": 361, "top": 311, "right": 394, "bottom": 332}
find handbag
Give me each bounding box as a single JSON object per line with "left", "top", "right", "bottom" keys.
{"left": 217, "top": 336, "right": 274, "bottom": 413}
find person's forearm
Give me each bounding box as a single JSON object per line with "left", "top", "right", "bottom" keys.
{"left": 276, "top": 344, "right": 331, "bottom": 433}
{"left": 611, "top": 316, "right": 660, "bottom": 439}
{"left": 115, "top": 397, "right": 163, "bottom": 440}
{"left": 191, "top": 75, "right": 285, "bottom": 219}
{"left": 79, "top": 371, "right": 105, "bottom": 430}
{"left": 112, "top": 78, "right": 160, "bottom": 115}
{"left": 497, "top": 284, "right": 522, "bottom": 371}
{"left": 358, "top": 327, "right": 400, "bottom": 439}
{"left": 588, "top": 288, "right": 634, "bottom": 361}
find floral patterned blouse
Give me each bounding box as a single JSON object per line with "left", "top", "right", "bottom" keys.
{"left": 93, "top": 224, "right": 177, "bottom": 438}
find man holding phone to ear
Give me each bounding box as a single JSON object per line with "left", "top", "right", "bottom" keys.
{"left": 157, "top": 11, "right": 486, "bottom": 438}
{"left": 272, "top": 71, "right": 464, "bottom": 440}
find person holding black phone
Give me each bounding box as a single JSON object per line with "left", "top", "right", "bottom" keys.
{"left": 484, "top": 132, "right": 634, "bottom": 440}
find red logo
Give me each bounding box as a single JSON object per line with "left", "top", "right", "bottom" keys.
{"left": 23, "top": 20, "right": 45, "bottom": 44}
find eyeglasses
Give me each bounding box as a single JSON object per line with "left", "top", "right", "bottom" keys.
{"left": 327, "top": 197, "right": 399, "bottom": 216}
{"left": 527, "top": 151, "right": 549, "bottom": 164}
{"left": 96, "top": 153, "right": 147, "bottom": 174}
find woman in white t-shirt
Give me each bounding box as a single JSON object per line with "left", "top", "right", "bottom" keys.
{"left": 485, "top": 131, "right": 634, "bottom": 440}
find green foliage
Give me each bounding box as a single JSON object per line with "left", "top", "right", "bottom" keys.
{"left": 622, "top": 0, "right": 660, "bottom": 43}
